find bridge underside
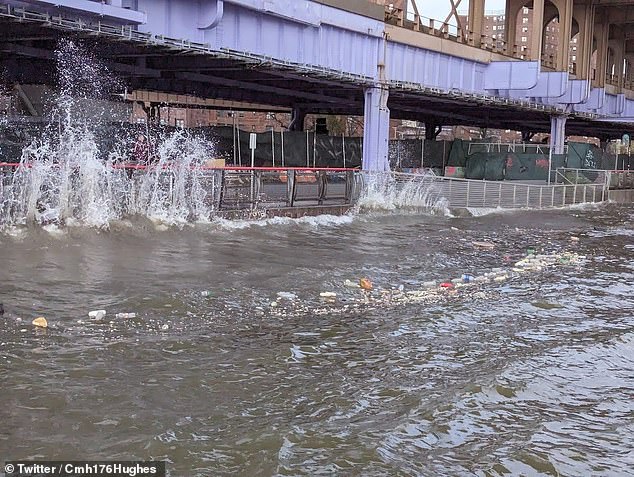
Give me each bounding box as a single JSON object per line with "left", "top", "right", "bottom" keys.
{"left": 0, "top": 15, "right": 628, "bottom": 140}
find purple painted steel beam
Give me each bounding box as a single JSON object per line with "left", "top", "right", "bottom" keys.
{"left": 8, "top": 0, "right": 145, "bottom": 23}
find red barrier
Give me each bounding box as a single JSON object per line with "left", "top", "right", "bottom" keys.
{"left": 0, "top": 162, "right": 357, "bottom": 172}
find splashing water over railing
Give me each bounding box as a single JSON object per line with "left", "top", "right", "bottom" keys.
{"left": 356, "top": 171, "right": 449, "bottom": 213}
{"left": 0, "top": 39, "right": 224, "bottom": 228}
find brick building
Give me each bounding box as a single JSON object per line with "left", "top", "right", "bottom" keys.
{"left": 459, "top": 8, "right": 580, "bottom": 70}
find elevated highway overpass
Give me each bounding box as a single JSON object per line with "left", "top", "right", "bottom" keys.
{"left": 1, "top": 0, "right": 634, "bottom": 170}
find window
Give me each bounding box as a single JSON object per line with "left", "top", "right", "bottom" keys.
{"left": 521, "top": 36, "right": 527, "bottom": 42}
{"left": 572, "top": 55, "right": 576, "bottom": 61}
{"left": 176, "top": 119, "right": 185, "bottom": 128}
{"left": 492, "top": 34, "right": 497, "bottom": 39}
{"left": 522, "top": 17, "right": 529, "bottom": 24}
{"left": 522, "top": 27, "right": 528, "bottom": 32}
{"left": 494, "top": 16, "right": 497, "bottom": 21}
{"left": 492, "top": 25, "right": 496, "bottom": 30}
{"left": 523, "top": 7, "right": 529, "bottom": 14}
{"left": 572, "top": 46, "right": 577, "bottom": 51}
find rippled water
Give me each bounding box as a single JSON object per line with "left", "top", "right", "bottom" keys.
{"left": 1, "top": 204, "right": 633, "bottom": 476}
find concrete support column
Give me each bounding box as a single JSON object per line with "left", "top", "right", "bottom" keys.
{"left": 529, "top": 0, "right": 545, "bottom": 61}
{"left": 625, "top": 54, "right": 634, "bottom": 88}
{"left": 594, "top": 19, "right": 609, "bottom": 87}
{"left": 553, "top": 0, "right": 573, "bottom": 71}
{"left": 468, "top": 0, "right": 486, "bottom": 47}
{"left": 611, "top": 30, "right": 626, "bottom": 89}
{"left": 573, "top": 3, "right": 595, "bottom": 79}
{"left": 362, "top": 86, "right": 390, "bottom": 172}
{"left": 504, "top": 0, "right": 524, "bottom": 56}
{"left": 550, "top": 115, "right": 567, "bottom": 155}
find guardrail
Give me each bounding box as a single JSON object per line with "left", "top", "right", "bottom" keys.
{"left": 0, "top": 163, "right": 614, "bottom": 214}
{"left": 389, "top": 172, "right": 606, "bottom": 209}
{"left": 0, "top": 163, "right": 362, "bottom": 211}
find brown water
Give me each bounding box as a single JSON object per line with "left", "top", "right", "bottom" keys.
{"left": 1, "top": 205, "right": 633, "bottom": 476}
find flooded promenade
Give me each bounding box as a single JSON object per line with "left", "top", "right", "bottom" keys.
{"left": 1, "top": 204, "right": 633, "bottom": 476}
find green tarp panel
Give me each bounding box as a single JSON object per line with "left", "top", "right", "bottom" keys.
{"left": 466, "top": 152, "right": 566, "bottom": 181}
{"left": 465, "top": 153, "right": 507, "bottom": 180}
{"left": 446, "top": 139, "right": 469, "bottom": 167}
{"left": 505, "top": 153, "right": 565, "bottom": 180}
{"left": 465, "top": 152, "right": 487, "bottom": 179}
{"left": 567, "top": 142, "right": 602, "bottom": 169}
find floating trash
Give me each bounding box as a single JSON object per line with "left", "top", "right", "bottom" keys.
{"left": 276, "top": 292, "right": 297, "bottom": 301}
{"left": 473, "top": 241, "right": 495, "bottom": 249}
{"left": 88, "top": 310, "right": 106, "bottom": 320}
{"left": 115, "top": 313, "right": 136, "bottom": 319}
{"left": 440, "top": 282, "right": 454, "bottom": 289}
{"left": 462, "top": 274, "right": 475, "bottom": 283}
{"left": 161, "top": 324, "right": 169, "bottom": 331}
{"left": 359, "top": 278, "right": 373, "bottom": 291}
{"left": 32, "top": 317, "right": 48, "bottom": 328}
{"left": 201, "top": 291, "right": 212, "bottom": 297}
{"left": 344, "top": 279, "right": 359, "bottom": 288}
{"left": 319, "top": 292, "right": 337, "bottom": 298}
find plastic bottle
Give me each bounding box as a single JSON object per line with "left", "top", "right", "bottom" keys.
{"left": 422, "top": 281, "right": 437, "bottom": 288}
{"left": 462, "top": 274, "right": 475, "bottom": 283}
{"left": 201, "top": 291, "right": 212, "bottom": 297}
{"left": 88, "top": 310, "right": 106, "bottom": 319}
{"left": 115, "top": 313, "right": 136, "bottom": 319}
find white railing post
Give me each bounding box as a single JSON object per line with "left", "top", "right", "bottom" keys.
{"left": 466, "top": 180, "right": 471, "bottom": 208}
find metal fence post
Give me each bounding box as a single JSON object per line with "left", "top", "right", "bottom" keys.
{"left": 466, "top": 180, "right": 471, "bottom": 208}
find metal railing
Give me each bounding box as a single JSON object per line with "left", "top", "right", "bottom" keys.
{"left": 605, "top": 170, "right": 634, "bottom": 190}
{"left": 467, "top": 142, "right": 564, "bottom": 155}
{"left": 0, "top": 163, "right": 362, "bottom": 211}
{"left": 554, "top": 167, "right": 610, "bottom": 187}
{"left": 389, "top": 172, "right": 606, "bottom": 209}
{"left": 382, "top": 6, "right": 520, "bottom": 59}
{"left": 0, "top": 162, "right": 616, "bottom": 214}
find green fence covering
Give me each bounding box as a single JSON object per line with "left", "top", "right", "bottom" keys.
{"left": 567, "top": 142, "right": 602, "bottom": 169}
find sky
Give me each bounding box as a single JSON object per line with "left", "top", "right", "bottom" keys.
{"left": 410, "top": 0, "right": 506, "bottom": 24}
